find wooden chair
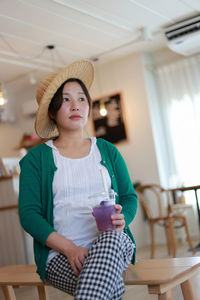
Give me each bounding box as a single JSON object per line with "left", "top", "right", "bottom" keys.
{"left": 135, "top": 184, "right": 195, "bottom": 258}
{"left": 1, "top": 257, "right": 200, "bottom": 300}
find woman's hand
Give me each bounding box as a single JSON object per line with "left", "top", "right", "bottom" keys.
{"left": 111, "top": 204, "right": 125, "bottom": 232}
{"left": 65, "top": 243, "right": 88, "bottom": 276}
{"left": 46, "top": 232, "right": 88, "bottom": 276}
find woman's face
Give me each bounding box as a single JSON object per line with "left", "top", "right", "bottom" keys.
{"left": 54, "top": 81, "right": 90, "bottom": 133}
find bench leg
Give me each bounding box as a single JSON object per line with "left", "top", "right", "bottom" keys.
{"left": 148, "top": 285, "right": 173, "bottom": 300}
{"left": 1, "top": 286, "right": 17, "bottom": 300}
{"left": 37, "top": 285, "right": 49, "bottom": 300}
{"left": 181, "top": 279, "right": 197, "bottom": 300}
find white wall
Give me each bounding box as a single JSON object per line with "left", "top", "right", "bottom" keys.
{"left": 90, "top": 53, "right": 161, "bottom": 185}
{"left": 0, "top": 123, "right": 23, "bottom": 157}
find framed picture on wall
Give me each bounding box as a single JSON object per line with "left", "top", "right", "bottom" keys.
{"left": 92, "top": 93, "right": 128, "bottom": 144}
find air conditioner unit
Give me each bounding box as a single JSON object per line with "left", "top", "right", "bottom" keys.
{"left": 164, "top": 15, "right": 200, "bottom": 56}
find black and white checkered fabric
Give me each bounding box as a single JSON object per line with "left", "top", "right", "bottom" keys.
{"left": 46, "top": 231, "right": 134, "bottom": 300}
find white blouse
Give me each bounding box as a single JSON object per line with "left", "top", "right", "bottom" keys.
{"left": 46, "top": 137, "right": 112, "bottom": 263}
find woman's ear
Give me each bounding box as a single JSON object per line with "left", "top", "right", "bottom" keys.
{"left": 49, "top": 113, "right": 54, "bottom": 119}
{"left": 49, "top": 113, "right": 56, "bottom": 124}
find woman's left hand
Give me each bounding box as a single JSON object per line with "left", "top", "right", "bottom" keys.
{"left": 111, "top": 204, "right": 125, "bottom": 232}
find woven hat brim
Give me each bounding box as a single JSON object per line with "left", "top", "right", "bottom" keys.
{"left": 35, "top": 60, "right": 94, "bottom": 139}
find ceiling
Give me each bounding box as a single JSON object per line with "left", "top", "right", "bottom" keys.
{"left": 0, "top": 0, "right": 200, "bottom": 86}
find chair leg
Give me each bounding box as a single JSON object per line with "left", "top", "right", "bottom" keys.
{"left": 150, "top": 221, "right": 155, "bottom": 258}
{"left": 168, "top": 219, "right": 176, "bottom": 257}
{"left": 165, "top": 226, "right": 171, "bottom": 255}
{"left": 183, "top": 217, "right": 196, "bottom": 254}
{"left": 1, "top": 285, "right": 17, "bottom": 300}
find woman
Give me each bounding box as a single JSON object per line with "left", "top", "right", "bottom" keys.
{"left": 19, "top": 60, "right": 138, "bottom": 300}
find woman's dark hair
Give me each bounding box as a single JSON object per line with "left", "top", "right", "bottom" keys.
{"left": 48, "top": 78, "right": 92, "bottom": 120}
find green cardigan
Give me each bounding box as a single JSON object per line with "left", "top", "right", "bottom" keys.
{"left": 19, "top": 138, "right": 138, "bottom": 282}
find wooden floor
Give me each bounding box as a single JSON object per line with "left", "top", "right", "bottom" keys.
{"left": 1, "top": 239, "right": 200, "bottom": 300}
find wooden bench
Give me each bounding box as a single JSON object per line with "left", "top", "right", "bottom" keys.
{"left": 123, "top": 257, "right": 200, "bottom": 300}
{"left": 0, "top": 257, "right": 199, "bottom": 300}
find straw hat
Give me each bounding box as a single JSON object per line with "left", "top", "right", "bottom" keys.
{"left": 35, "top": 60, "right": 94, "bottom": 139}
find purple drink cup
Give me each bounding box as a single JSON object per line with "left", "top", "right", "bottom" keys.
{"left": 93, "top": 203, "right": 116, "bottom": 231}
{"left": 90, "top": 191, "right": 117, "bottom": 231}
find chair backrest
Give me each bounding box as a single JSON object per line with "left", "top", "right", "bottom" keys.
{"left": 0, "top": 177, "right": 26, "bottom": 266}
{"left": 135, "top": 184, "right": 171, "bottom": 219}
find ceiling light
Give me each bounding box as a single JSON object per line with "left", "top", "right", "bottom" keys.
{"left": 99, "top": 102, "right": 107, "bottom": 117}
{"left": 0, "top": 85, "right": 7, "bottom": 109}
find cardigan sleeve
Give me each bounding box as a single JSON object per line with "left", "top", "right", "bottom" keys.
{"left": 18, "top": 150, "right": 55, "bottom": 246}
{"left": 108, "top": 143, "right": 138, "bottom": 227}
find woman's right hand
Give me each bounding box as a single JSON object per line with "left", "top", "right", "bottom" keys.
{"left": 64, "top": 243, "right": 88, "bottom": 276}
{"left": 46, "top": 231, "right": 88, "bottom": 276}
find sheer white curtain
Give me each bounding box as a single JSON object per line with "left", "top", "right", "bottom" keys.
{"left": 155, "top": 55, "right": 200, "bottom": 187}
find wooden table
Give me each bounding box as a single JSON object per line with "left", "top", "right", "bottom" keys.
{"left": 123, "top": 257, "right": 200, "bottom": 300}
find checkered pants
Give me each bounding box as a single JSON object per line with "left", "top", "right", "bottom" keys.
{"left": 45, "top": 231, "right": 134, "bottom": 300}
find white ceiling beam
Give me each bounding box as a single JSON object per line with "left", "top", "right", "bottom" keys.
{"left": 0, "top": 56, "right": 55, "bottom": 71}
{"left": 128, "top": 0, "right": 173, "bottom": 21}
{"left": 0, "top": 49, "right": 64, "bottom": 68}
{"left": 52, "top": 0, "right": 132, "bottom": 31}
{"left": 0, "top": 32, "right": 86, "bottom": 58}
{"left": 0, "top": 14, "right": 102, "bottom": 47}
{"left": 179, "top": 0, "right": 200, "bottom": 10}
{"left": 19, "top": 0, "right": 127, "bottom": 37}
